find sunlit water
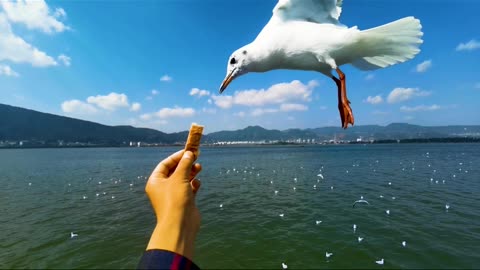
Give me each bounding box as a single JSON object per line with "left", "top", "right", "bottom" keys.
{"left": 1, "top": 144, "right": 479, "bottom": 269}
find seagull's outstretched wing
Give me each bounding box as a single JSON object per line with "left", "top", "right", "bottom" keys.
{"left": 272, "top": 0, "right": 343, "bottom": 24}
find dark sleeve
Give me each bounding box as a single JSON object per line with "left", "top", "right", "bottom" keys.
{"left": 137, "top": 249, "right": 200, "bottom": 270}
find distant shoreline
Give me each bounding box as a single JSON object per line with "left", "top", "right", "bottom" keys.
{"left": 1, "top": 137, "right": 479, "bottom": 150}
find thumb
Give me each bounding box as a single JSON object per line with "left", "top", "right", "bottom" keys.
{"left": 173, "top": 151, "right": 195, "bottom": 179}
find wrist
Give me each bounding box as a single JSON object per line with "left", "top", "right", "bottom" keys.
{"left": 146, "top": 217, "right": 196, "bottom": 260}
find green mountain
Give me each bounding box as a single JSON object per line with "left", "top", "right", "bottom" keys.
{"left": 0, "top": 103, "right": 185, "bottom": 145}
{"left": 1, "top": 103, "right": 479, "bottom": 147}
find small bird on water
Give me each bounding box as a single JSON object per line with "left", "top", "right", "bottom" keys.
{"left": 220, "top": 0, "right": 423, "bottom": 128}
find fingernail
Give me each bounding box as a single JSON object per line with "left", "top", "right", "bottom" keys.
{"left": 184, "top": 151, "right": 193, "bottom": 159}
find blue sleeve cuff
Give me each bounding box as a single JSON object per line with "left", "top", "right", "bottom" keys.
{"left": 137, "top": 249, "right": 200, "bottom": 270}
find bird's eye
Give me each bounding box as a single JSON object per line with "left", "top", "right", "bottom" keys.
{"left": 230, "top": 57, "right": 236, "bottom": 65}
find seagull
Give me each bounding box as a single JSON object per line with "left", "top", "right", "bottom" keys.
{"left": 358, "top": 236, "right": 363, "bottom": 243}
{"left": 402, "top": 241, "right": 407, "bottom": 247}
{"left": 353, "top": 199, "right": 370, "bottom": 207}
{"left": 70, "top": 232, "right": 78, "bottom": 238}
{"left": 386, "top": 210, "right": 390, "bottom": 215}
{"left": 353, "top": 224, "right": 357, "bottom": 233}
{"left": 316, "top": 220, "right": 322, "bottom": 225}
{"left": 282, "top": 262, "right": 288, "bottom": 269}
{"left": 375, "top": 259, "right": 384, "bottom": 265}
{"left": 275, "top": 190, "right": 279, "bottom": 195}
{"left": 326, "top": 252, "right": 333, "bottom": 258}
{"left": 220, "top": 204, "right": 223, "bottom": 208}
{"left": 445, "top": 204, "right": 450, "bottom": 210}
{"left": 279, "top": 213, "right": 285, "bottom": 217}
{"left": 220, "top": 0, "right": 423, "bottom": 128}
{"left": 317, "top": 173, "right": 324, "bottom": 179}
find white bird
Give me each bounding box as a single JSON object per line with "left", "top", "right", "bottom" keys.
{"left": 445, "top": 204, "right": 450, "bottom": 210}
{"left": 317, "top": 173, "right": 324, "bottom": 179}
{"left": 358, "top": 236, "right": 363, "bottom": 243}
{"left": 375, "top": 259, "right": 384, "bottom": 265}
{"left": 379, "top": 195, "right": 384, "bottom": 198}
{"left": 402, "top": 241, "right": 407, "bottom": 247}
{"left": 316, "top": 220, "right": 322, "bottom": 225}
{"left": 70, "top": 232, "right": 78, "bottom": 238}
{"left": 28, "top": 182, "right": 32, "bottom": 186}
{"left": 330, "top": 186, "right": 334, "bottom": 190}
{"left": 293, "top": 187, "right": 296, "bottom": 191}
{"left": 220, "top": 0, "right": 423, "bottom": 128}
{"left": 282, "top": 262, "right": 288, "bottom": 269}
{"left": 353, "top": 224, "right": 357, "bottom": 233}
{"left": 326, "top": 252, "right": 333, "bottom": 258}
{"left": 220, "top": 204, "right": 223, "bottom": 208}
{"left": 388, "top": 182, "right": 392, "bottom": 186}
{"left": 386, "top": 210, "right": 390, "bottom": 215}
{"left": 275, "top": 190, "right": 279, "bottom": 195}
{"left": 82, "top": 195, "right": 87, "bottom": 200}
{"left": 353, "top": 199, "right": 370, "bottom": 208}
{"left": 313, "top": 184, "right": 317, "bottom": 189}
{"left": 279, "top": 213, "right": 285, "bottom": 217}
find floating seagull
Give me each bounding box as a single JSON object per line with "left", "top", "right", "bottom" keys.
{"left": 326, "top": 252, "right": 333, "bottom": 258}
{"left": 279, "top": 213, "right": 285, "bottom": 217}
{"left": 388, "top": 182, "right": 392, "bottom": 186}
{"left": 70, "top": 232, "right": 78, "bottom": 238}
{"left": 275, "top": 190, "right": 279, "bottom": 195}
{"left": 353, "top": 224, "right": 357, "bottom": 233}
{"left": 386, "top": 210, "right": 390, "bottom": 215}
{"left": 220, "top": 204, "right": 223, "bottom": 208}
{"left": 375, "top": 259, "right": 384, "bottom": 265}
{"left": 379, "top": 195, "right": 384, "bottom": 198}
{"left": 293, "top": 187, "right": 296, "bottom": 191}
{"left": 28, "top": 182, "right": 32, "bottom": 186}
{"left": 313, "top": 184, "right": 317, "bottom": 189}
{"left": 317, "top": 173, "right": 324, "bottom": 179}
{"left": 82, "top": 195, "right": 87, "bottom": 200}
{"left": 445, "top": 204, "right": 450, "bottom": 210}
{"left": 402, "top": 241, "right": 407, "bottom": 247}
{"left": 330, "top": 186, "right": 334, "bottom": 190}
{"left": 282, "top": 262, "right": 288, "bottom": 269}
{"left": 316, "top": 220, "right": 322, "bottom": 225}
{"left": 220, "top": 0, "right": 422, "bottom": 128}
{"left": 353, "top": 199, "right": 370, "bottom": 208}
{"left": 111, "top": 196, "right": 115, "bottom": 199}
{"left": 358, "top": 237, "right": 363, "bottom": 243}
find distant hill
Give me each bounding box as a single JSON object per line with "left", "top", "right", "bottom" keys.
{"left": 0, "top": 103, "right": 185, "bottom": 145}
{"left": 1, "top": 103, "right": 479, "bottom": 147}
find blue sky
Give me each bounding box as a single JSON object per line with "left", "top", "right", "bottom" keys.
{"left": 1, "top": 0, "right": 479, "bottom": 133}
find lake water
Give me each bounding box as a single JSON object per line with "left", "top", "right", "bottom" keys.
{"left": 1, "top": 144, "right": 479, "bottom": 269}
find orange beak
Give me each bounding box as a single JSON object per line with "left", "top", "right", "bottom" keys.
{"left": 219, "top": 68, "right": 236, "bottom": 93}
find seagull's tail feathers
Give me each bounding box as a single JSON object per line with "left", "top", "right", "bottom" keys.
{"left": 351, "top": 17, "right": 423, "bottom": 70}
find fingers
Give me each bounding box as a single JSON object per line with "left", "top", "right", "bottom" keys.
{"left": 190, "top": 178, "right": 201, "bottom": 195}
{"left": 152, "top": 150, "right": 184, "bottom": 178}
{"left": 172, "top": 151, "right": 195, "bottom": 179}
{"left": 189, "top": 163, "right": 202, "bottom": 180}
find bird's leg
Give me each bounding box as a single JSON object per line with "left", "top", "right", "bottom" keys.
{"left": 331, "top": 68, "right": 354, "bottom": 129}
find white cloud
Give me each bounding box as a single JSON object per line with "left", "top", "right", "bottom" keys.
{"left": 415, "top": 60, "right": 432, "bottom": 73}
{"left": 86, "top": 92, "right": 129, "bottom": 111}
{"left": 211, "top": 95, "right": 233, "bottom": 109}
{"left": 364, "top": 95, "right": 383, "bottom": 105}
{"left": 387, "top": 87, "right": 431, "bottom": 104}
{"left": 475, "top": 82, "right": 480, "bottom": 89}
{"left": 234, "top": 111, "right": 246, "bottom": 117}
{"left": 160, "top": 75, "right": 172, "bottom": 82}
{"left": 279, "top": 103, "right": 308, "bottom": 112}
{"left": 61, "top": 99, "right": 98, "bottom": 114}
{"left": 211, "top": 80, "right": 316, "bottom": 109}
{"left": 130, "top": 102, "right": 141, "bottom": 112}
{"left": 400, "top": 104, "right": 441, "bottom": 112}
{"left": 201, "top": 107, "right": 216, "bottom": 114}
{"left": 456, "top": 39, "right": 480, "bottom": 51}
{"left": 251, "top": 108, "right": 278, "bottom": 116}
{"left": 190, "top": 88, "right": 210, "bottom": 97}
{"left": 140, "top": 113, "right": 152, "bottom": 121}
{"left": 365, "top": 73, "right": 375, "bottom": 80}
{"left": 0, "top": 64, "right": 19, "bottom": 77}
{"left": 155, "top": 106, "right": 195, "bottom": 119}
{"left": 0, "top": 0, "right": 68, "bottom": 34}
{"left": 57, "top": 54, "right": 70, "bottom": 66}
{"left": 151, "top": 89, "right": 159, "bottom": 95}
{"left": 319, "top": 106, "right": 328, "bottom": 110}
{"left": 0, "top": 14, "right": 57, "bottom": 67}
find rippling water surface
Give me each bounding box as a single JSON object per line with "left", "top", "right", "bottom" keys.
{"left": 1, "top": 144, "right": 479, "bottom": 269}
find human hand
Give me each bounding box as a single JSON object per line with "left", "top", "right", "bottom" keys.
{"left": 145, "top": 150, "right": 202, "bottom": 260}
